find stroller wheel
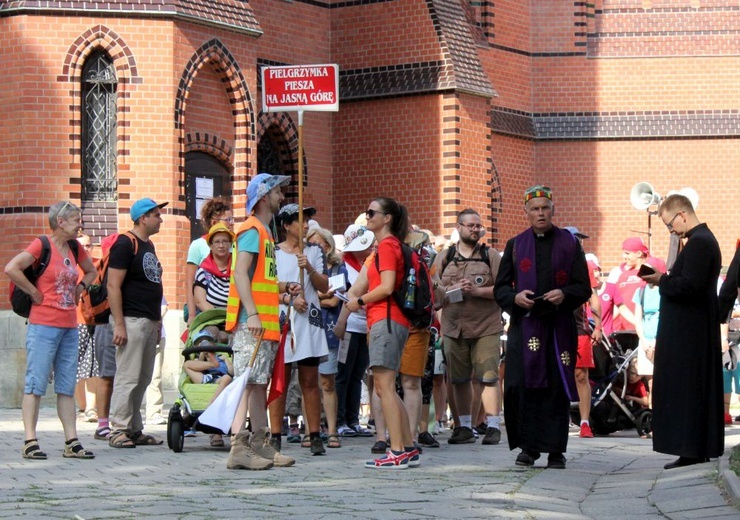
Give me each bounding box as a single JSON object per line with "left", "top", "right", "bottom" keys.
{"left": 635, "top": 409, "right": 653, "bottom": 436}
{"left": 167, "top": 406, "right": 185, "bottom": 452}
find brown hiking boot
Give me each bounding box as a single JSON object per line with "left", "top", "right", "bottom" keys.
{"left": 226, "top": 431, "right": 273, "bottom": 470}
{"left": 251, "top": 427, "right": 295, "bottom": 467}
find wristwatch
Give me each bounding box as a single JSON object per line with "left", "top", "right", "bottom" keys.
{"left": 357, "top": 297, "right": 365, "bottom": 306}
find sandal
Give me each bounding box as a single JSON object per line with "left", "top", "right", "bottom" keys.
{"left": 301, "top": 435, "right": 311, "bottom": 448}
{"left": 371, "top": 440, "right": 388, "bottom": 454}
{"left": 210, "top": 434, "right": 225, "bottom": 447}
{"left": 63, "top": 438, "right": 95, "bottom": 459}
{"left": 22, "top": 439, "right": 47, "bottom": 460}
{"left": 131, "top": 432, "right": 163, "bottom": 446}
{"left": 108, "top": 431, "right": 136, "bottom": 449}
{"left": 94, "top": 426, "right": 111, "bottom": 441}
{"left": 326, "top": 434, "right": 341, "bottom": 448}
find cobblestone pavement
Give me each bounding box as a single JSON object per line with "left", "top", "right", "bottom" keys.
{"left": 1, "top": 408, "right": 738, "bottom": 519}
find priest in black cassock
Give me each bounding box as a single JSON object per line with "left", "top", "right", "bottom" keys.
{"left": 494, "top": 186, "right": 591, "bottom": 469}
{"left": 640, "top": 193, "right": 724, "bottom": 470}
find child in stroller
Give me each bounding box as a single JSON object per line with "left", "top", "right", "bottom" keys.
{"left": 167, "top": 308, "right": 233, "bottom": 452}
{"left": 573, "top": 331, "right": 653, "bottom": 437}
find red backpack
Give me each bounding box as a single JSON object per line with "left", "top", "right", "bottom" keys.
{"left": 79, "top": 232, "right": 137, "bottom": 325}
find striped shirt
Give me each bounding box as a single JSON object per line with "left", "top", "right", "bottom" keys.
{"left": 194, "top": 267, "right": 230, "bottom": 309}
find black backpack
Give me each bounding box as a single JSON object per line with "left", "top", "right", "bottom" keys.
{"left": 10, "top": 236, "right": 79, "bottom": 318}
{"left": 375, "top": 238, "right": 435, "bottom": 330}
{"left": 440, "top": 244, "right": 490, "bottom": 275}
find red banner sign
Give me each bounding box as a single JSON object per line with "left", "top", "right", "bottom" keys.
{"left": 262, "top": 64, "right": 339, "bottom": 112}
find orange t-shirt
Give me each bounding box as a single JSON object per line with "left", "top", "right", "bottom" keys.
{"left": 365, "top": 236, "right": 410, "bottom": 328}
{"left": 25, "top": 237, "right": 90, "bottom": 329}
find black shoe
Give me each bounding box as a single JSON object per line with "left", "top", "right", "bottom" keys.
{"left": 371, "top": 440, "right": 388, "bottom": 454}
{"left": 547, "top": 453, "right": 566, "bottom": 469}
{"left": 474, "top": 422, "right": 488, "bottom": 435}
{"left": 310, "top": 436, "right": 326, "bottom": 456}
{"left": 417, "top": 431, "right": 440, "bottom": 448}
{"left": 448, "top": 426, "right": 476, "bottom": 444}
{"left": 663, "top": 456, "right": 709, "bottom": 470}
{"left": 482, "top": 427, "right": 501, "bottom": 445}
{"left": 515, "top": 450, "right": 540, "bottom": 467}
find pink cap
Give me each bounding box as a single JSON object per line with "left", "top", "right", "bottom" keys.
{"left": 622, "top": 237, "right": 649, "bottom": 254}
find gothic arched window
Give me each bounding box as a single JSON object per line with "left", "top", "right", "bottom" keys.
{"left": 81, "top": 50, "right": 118, "bottom": 201}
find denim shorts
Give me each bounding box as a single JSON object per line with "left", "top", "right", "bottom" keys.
{"left": 25, "top": 324, "right": 79, "bottom": 397}
{"left": 319, "top": 347, "right": 338, "bottom": 375}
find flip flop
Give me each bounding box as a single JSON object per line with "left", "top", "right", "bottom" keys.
{"left": 131, "top": 432, "right": 163, "bottom": 446}
{"left": 210, "top": 435, "right": 225, "bottom": 447}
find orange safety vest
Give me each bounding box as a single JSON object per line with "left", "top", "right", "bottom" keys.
{"left": 225, "top": 216, "right": 280, "bottom": 340}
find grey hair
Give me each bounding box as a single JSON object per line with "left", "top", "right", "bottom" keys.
{"left": 49, "top": 201, "right": 80, "bottom": 230}
{"left": 307, "top": 227, "right": 341, "bottom": 266}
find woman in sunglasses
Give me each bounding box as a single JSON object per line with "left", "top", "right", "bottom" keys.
{"left": 346, "top": 197, "right": 419, "bottom": 469}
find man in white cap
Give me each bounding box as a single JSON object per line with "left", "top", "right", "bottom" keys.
{"left": 107, "top": 197, "right": 167, "bottom": 448}
{"left": 224, "top": 173, "right": 298, "bottom": 470}
{"left": 334, "top": 224, "right": 376, "bottom": 438}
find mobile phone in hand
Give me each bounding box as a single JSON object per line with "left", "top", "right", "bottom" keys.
{"left": 638, "top": 264, "right": 656, "bottom": 277}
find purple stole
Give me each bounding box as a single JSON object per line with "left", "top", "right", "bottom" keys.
{"left": 514, "top": 226, "right": 578, "bottom": 400}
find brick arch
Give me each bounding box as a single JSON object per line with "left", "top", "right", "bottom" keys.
{"left": 256, "top": 111, "right": 302, "bottom": 196}
{"left": 185, "top": 133, "right": 234, "bottom": 167}
{"left": 490, "top": 159, "right": 503, "bottom": 249}
{"left": 175, "top": 39, "right": 256, "bottom": 205}
{"left": 60, "top": 25, "right": 140, "bottom": 85}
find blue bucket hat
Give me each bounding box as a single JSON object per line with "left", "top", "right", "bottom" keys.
{"left": 130, "top": 198, "right": 168, "bottom": 222}
{"left": 247, "top": 174, "right": 291, "bottom": 214}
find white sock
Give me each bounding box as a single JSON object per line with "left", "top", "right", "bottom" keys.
{"left": 581, "top": 420, "right": 590, "bottom": 426}
{"left": 487, "top": 415, "right": 500, "bottom": 429}
{"left": 459, "top": 415, "right": 472, "bottom": 428}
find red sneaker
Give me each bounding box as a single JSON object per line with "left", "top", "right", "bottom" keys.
{"left": 724, "top": 413, "right": 733, "bottom": 425}
{"left": 579, "top": 423, "right": 594, "bottom": 438}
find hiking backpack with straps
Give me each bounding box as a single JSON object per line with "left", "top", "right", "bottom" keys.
{"left": 440, "top": 244, "right": 490, "bottom": 275}
{"left": 79, "top": 232, "right": 138, "bottom": 325}
{"left": 375, "top": 238, "right": 435, "bottom": 330}
{"left": 10, "top": 236, "right": 79, "bottom": 318}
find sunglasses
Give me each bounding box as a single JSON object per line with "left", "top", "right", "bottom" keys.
{"left": 365, "top": 209, "right": 386, "bottom": 219}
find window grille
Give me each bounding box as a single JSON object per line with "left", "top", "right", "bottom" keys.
{"left": 81, "top": 50, "right": 117, "bottom": 201}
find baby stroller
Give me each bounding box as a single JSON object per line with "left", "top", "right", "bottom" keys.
{"left": 167, "top": 308, "right": 232, "bottom": 452}
{"left": 572, "top": 331, "right": 653, "bottom": 436}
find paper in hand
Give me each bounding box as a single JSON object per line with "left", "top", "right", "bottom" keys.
{"left": 328, "top": 274, "right": 346, "bottom": 292}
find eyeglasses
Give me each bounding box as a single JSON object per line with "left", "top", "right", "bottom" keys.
{"left": 215, "top": 217, "right": 234, "bottom": 225}
{"left": 365, "top": 209, "right": 386, "bottom": 219}
{"left": 458, "top": 223, "right": 483, "bottom": 231}
{"left": 211, "top": 240, "right": 232, "bottom": 247}
{"left": 665, "top": 212, "right": 682, "bottom": 231}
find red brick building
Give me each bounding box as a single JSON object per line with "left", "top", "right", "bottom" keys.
{"left": 1, "top": 0, "right": 738, "bottom": 313}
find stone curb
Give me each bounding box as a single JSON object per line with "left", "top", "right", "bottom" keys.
{"left": 720, "top": 443, "right": 740, "bottom": 508}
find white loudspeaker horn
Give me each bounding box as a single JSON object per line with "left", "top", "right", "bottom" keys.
{"left": 630, "top": 182, "right": 661, "bottom": 211}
